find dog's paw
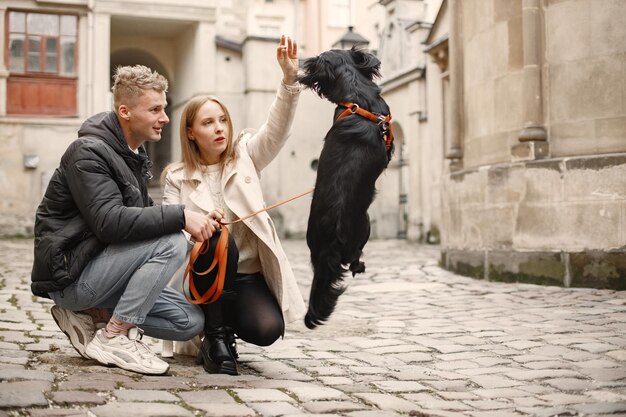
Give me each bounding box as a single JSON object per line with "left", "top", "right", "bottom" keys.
{"left": 349, "top": 261, "right": 365, "bottom": 276}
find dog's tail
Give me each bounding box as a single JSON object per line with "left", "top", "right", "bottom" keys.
{"left": 304, "top": 247, "right": 347, "bottom": 329}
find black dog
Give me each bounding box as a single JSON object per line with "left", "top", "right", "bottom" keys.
{"left": 297, "top": 47, "right": 394, "bottom": 329}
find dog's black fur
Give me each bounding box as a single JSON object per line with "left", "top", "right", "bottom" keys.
{"left": 297, "top": 48, "right": 394, "bottom": 329}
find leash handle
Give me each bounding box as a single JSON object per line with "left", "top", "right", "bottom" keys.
{"left": 183, "top": 187, "right": 314, "bottom": 304}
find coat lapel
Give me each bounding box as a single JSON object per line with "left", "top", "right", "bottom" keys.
{"left": 185, "top": 168, "right": 215, "bottom": 214}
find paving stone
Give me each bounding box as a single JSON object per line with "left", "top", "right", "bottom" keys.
{"left": 401, "top": 393, "right": 473, "bottom": 411}
{"left": 28, "top": 409, "right": 88, "bottom": 417}
{"left": 191, "top": 403, "right": 257, "bottom": 416}
{"left": 0, "top": 330, "right": 35, "bottom": 343}
{"left": 505, "top": 369, "right": 581, "bottom": 380}
{"left": 302, "top": 400, "right": 367, "bottom": 413}
{"left": 433, "top": 360, "right": 480, "bottom": 370}
{"left": 317, "top": 376, "right": 354, "bottom": 385}
{"left": 1, "top": 239, "right": 626, "bottom": 416}
{"left": 462, "top": 399, "right": 514, "bottom": 410}
{"left": 0, "top": 380, "right": 50, "bottom": 407}
{"left": 502, "top": 340, "right": 544, "bottom": 350}
{"left": 352, "top": 393, "right": 418, "bottom": 413}
{"left": 52, "top": 390, "right": 107, "bottom": 405}
{"left": 288, "top": 386, "right": 347, "bottom": 401}
{"left": 114, "top": 389, "right": 179, "bottom": 402}
{"left": 58, "top": 379, "right": 118, "bottom": 391}
{"left": 233, "top": 388, "right": 295, "bottom": 402}
{"left": 472, "top": 387, "right": 532, "bottom": 399}
{"left": 344, "top": 411, "right": 404, "bottom": 417}
{"left": 544, "top": 377, "right": 594, "bottom": 391}
{"left": 572, "top": 343, "right": 618, "bottom": 353}
{"left": 90, "top": 402, "right": 194, "bottom": 417}
{"left": 178, "top": 389, "right": 235, "bottom": 404}
{"left": 470, "top": 375, "right": 525, "bottom": 389}
{"left": 573, "top": 401, "right": 626, "bottom": 415}
{"left": 250, "top": 401, "right": 303, "bottom": 416}
{"left": 606, "top": 350, "right": 626, "bottom": 361}
{"left": 537, "top": 393, "right": 591, "bottom": 405}
{"left": 0, "top": 368, "right": 55, "bottom": 381}
{"left": 371, "top": 380, "right": 429, "bottom": 393}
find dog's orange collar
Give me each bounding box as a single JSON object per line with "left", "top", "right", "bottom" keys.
{"left": 336, "top": 102, "right": 394, "bottom": 152}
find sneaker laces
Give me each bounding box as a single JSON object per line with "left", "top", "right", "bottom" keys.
{"left": 126, "top": 328, "right": 158, "bottom": 361}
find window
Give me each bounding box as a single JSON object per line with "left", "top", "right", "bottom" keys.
{"left": 328, "top": 0, "right": 351, "bottom": 28}
{"left": 6, "top": 11, "right": 78, "bottom": 116}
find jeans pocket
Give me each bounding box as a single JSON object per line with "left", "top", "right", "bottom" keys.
{"left": 74, "top": 281, "right": 97, "bottom": 310}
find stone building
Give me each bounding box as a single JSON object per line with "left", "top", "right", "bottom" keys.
{"left": 374, "top": 0, "right": 625, "bottom": 288}
{"left": 428, "top": 0, "right": 626, "bottom": 288}
{"left": 3, "top": 0, "right": 623, "bottom": 288}
{"left": 0, "top": 0, "right": 400, "bottom": 239}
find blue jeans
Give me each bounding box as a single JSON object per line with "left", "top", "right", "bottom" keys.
{"left": 49, "top": 233, "right": 203, "bottom": 341}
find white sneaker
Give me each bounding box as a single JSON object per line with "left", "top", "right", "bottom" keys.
{"left": 85, "top": 328, "right": 169, "bottom": 375}
{"left": 51, "top": 305, "right": 96, "bottom": 359}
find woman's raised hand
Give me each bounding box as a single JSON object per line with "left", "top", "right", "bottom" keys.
{"left": 277, "top": 35, "right": 298, "bottom": 85}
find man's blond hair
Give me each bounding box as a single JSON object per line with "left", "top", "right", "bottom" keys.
{"left": 111, "top": 65, "right": 168, "bottom": 111}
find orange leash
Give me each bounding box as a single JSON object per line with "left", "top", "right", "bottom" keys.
{"left": 183, "top": 188, "right": 314, "bottom": 304}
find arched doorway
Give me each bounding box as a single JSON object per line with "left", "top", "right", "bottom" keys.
{"left": 109, "top": 49, "right": 172, "bottom": 187}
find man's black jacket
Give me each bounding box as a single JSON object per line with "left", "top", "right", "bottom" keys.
{"left": 31, "top": 111, "right": 185, "bottom": 297}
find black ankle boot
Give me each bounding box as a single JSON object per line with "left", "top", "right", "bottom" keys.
{"left": 198, "top": 327, "right": 238, "bottom": 375}
{"left": 225, "top": 326, "right": 239, "bottom": 360}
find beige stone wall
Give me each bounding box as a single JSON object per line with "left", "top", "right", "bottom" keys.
{"left": 461, "top": 0, "right": 524, "bottom": 169}
{"left": 546, "top": 0, "right": 626, "bottom": 156}
{"left": 0, "top": 120, "right": 80, "bottom": 235}
{"left": 441, "top": 0, "right": 626, "bottom": 286}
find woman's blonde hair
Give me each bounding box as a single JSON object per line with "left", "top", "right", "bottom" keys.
{"left": 179, "top": 95, "right": 238, "bottom": 176}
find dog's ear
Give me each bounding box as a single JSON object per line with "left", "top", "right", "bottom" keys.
{"left": 350, "top": 47, "right": 381, "bottom": 80}
{"left": 296, "top": 55, "right": 336, "bottom": 98}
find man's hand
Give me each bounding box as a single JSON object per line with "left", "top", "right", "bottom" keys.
{"left": 184, "top": 209, "right": 220, "bottom": 242}
{"left": 277, "top": 35, "right": 298, "bottom": 85}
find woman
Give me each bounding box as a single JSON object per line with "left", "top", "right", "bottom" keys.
{"left": 162, "top": 35, "right": 305, "bottom": 375}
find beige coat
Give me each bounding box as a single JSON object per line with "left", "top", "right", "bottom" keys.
{"left": 162, "top": 81, "right": 306, "bottom": 324}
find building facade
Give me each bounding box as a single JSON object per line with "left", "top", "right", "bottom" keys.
{"left": 3, "top": 0, "right": 623, "bottom": 288}
{"left": 0, "top": 0, "right": 401, "bottom": 239}
{"left": 429, "top": 0, "right": 626, "bottom": 288}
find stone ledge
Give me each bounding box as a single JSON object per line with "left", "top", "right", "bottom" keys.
{"left": 441, "top": 248, "right": 626, "bottom": 290}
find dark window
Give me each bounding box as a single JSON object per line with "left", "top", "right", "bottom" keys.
{"left": 6, "top": 11, "right": 78, "bottom": 115}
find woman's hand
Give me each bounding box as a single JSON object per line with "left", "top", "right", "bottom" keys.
{"left": 277, "top": 35, "right": 298, "bottom": 85}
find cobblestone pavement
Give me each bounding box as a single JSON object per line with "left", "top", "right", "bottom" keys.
{"left": 1, "top": 238, "right": 625, "bottom": 417}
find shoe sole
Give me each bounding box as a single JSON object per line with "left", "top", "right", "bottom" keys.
{"left": 85, "top": 343, "right": 169, "bottom": 376}
{"left": 51, "top": 306, "right": 91, "bottom": 359}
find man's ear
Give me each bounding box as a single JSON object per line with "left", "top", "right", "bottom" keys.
{"left": 118, "top": 105, "right": 131, "bottom": 121}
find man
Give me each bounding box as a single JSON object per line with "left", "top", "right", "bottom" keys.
{"left": 31, "top": 65, "right": 219, "bottom": 375}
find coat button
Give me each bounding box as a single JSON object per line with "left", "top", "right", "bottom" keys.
{"left": 245, "top": 176, "right": 252, "bottom": 183}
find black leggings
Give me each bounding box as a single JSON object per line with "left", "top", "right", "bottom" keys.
{"left": 191, "top": 231, "right": 284, "bottom": 346}
{"left": 223, "top": 273, "right": 285, "bottom": 346}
